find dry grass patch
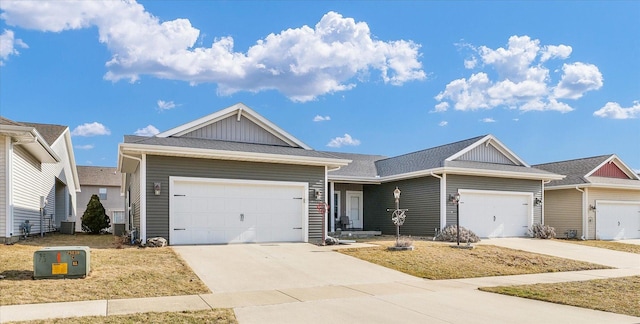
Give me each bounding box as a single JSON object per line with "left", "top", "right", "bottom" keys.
{"left": 0, "top": 233, "right": 210, "bottom": 306}
{"left": 480, "top": 276, "right": 640, "bottom": 317}
{"left": 8, "top": 309, "right": 237, "bottom": 324}
{"left": 557, "top": 239, "right": 640, "bottom": 254}
{"left": 339, "top": 240, "right": 610, "bottom": 279}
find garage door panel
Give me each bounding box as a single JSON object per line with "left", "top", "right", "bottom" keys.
{"left": 596, "top": 201, "right": 640, "bottom": 240}
{"left": 459, "top": 190, "right": 531, "bottom": 238}
{"left": 171, "top": 179, "right": 306, "bottom": 245}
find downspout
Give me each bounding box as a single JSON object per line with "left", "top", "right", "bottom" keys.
{"left": 575, "top": 186, "right": 587, "bottom": 240}
{"left": 541, "top": 180, "right": 551, "bottom": 225}
{"left": 430, "top": 172, "right": 445, "bottom": 237}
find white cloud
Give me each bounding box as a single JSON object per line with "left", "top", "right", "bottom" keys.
{"left": 71, "top": 122, "right": 110, "bottom": 137}
{"left": 435, "top": 35, "right": 601, "bottom": 113}
{"left": 438, "top": 121, "right": 448, "bottom": 127}
{"left": 432, "top": 102, "right": 449, "bottom": 113}
{"left": 553, "top": 62, "right": 603, "bottom": 99}
{"left": 0, "top": 29, "right": 28, "bottom": 65}
{"left": 464, "top": 56, "right": 477, "bottom": 69}
{"left": 157, "top": 100, "right": 176, "bottom": 111}
{"left": 0, "top": 2, "right": 425, "bottom": 102}
{"left": 134, "top": 125, "right": 160, "bottom": 136}
{"left": 327, "top": 133, "right": 360, "bottom": 148}
{"left": 75, "top": 144, "right": 94, "bottom": 150}
{"left": 593, "top": 101, "right": 640, "bottom": 119}
{"left": 313, "top": 115, "right": 331, "bottom": 122}
{"left": 513, "top": 118, "right": 520, "bottom": 122}
{"left": 480, "top": 117, "right": 496, "bottom": 123}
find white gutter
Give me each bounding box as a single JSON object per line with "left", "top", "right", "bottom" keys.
{"left": 575, "top": 186, "right": 587, "bottom": 240}
{"left": 545, "top": 182, "right": 640, "bottom": 191}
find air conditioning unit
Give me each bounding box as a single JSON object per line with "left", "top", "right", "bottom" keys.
{"left": 33, "top": 246, "right": 91, "bottom": 279}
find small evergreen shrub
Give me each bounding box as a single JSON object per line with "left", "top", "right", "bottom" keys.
{"left": 528, "top": 223, "right": 556, "bottom": 239}
{"left": 81, "top": 194, "right": 110, "bottom": 234}
{"left": 435, "top": 225, "right": 480, "bottom": 243}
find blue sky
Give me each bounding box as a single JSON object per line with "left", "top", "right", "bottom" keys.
{"left": 1, "top": 1, "right": 638, "bottom": 171}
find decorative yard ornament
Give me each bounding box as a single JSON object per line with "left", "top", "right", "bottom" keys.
{"left": 389, "top": 187, "right": 408, "bottom": 244}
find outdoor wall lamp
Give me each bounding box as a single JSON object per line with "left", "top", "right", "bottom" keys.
{"left": 534, "top": 198, "right": 542, "bottom": 206}
{"left": 449, "top": 193, "right": 460, "bottom": 204}
{"left": 312, "top": 189, "right": 321, "bottom": 200}
{"left": 589, "top": 204, "right": 597, "bottom": 211}
{"left": 154, "top": 182, "right": 161, "bottom": 196}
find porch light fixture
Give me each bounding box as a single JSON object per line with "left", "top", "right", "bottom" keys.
{"left": 312, "top": 189, "right": 322, "bottom": 200}
{"left": 393, "top": 187, "right": 401, "bottom": 202}
{"left": 589, "top": 204, "right": 597, "bottom": 211}
{"left": 153, "top": 182, "right": 161, "bottom": 196}
{"left": 534, "top": 198, "right": 542, "bottom": 206}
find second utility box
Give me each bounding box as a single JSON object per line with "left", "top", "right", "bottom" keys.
{"left": 33, "top": 246, "right": 91, "bottom": 279}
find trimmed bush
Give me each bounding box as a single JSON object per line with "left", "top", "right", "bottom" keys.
{"left": 395, "top": 236, "right": 414, "bottom": 248}
{"left": 81, "top": 194, "right": 110, "bottom": 234}
{"left": 528, "top": 223, "right": 556, "bottom": 239}
{"left": 436, "top": 225, "right": 480, "bottom": 243}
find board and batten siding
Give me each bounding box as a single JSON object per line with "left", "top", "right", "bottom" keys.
{"left": 587, "top": 188, "right": 640, "bottom": 240}
{"left": 182, "top": 115, "right": 290, "bottom": 146}
{"left": 456, "top": 144, "right": 516, "bottom": 165}
{"left": 445, "top": 175, "right": 543, "bottom": 226}
{"left": 0, "top": 137, "right": 6, "bottom": 237}
{"left": 363, "top": 176, "right": 440, "bottom": 236}
{"left": 543, "top": 189, "right": 583, "bottom": 238}
{"left": 145, "top": 155, "right": 325, "bottom": 244}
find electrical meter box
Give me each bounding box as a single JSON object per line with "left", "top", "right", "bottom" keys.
{"left": 33, "top": 246, "right": 91, "bottom": 279}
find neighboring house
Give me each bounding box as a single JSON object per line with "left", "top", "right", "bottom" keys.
{"left": 535, "top": 155, "right": 640, "bottom": 240}
{"left": 118, "top": 103, "right": 563, "bottom": 245}
{"left": 76, "top": 166, "right": 124, "bottom": 233}
{"left": 0, "top": 117, "right": 80, "bottom": 243}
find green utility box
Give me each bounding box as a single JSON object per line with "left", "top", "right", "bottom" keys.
{"left": 33, "top": 246, "right": 91, "bottom": 279}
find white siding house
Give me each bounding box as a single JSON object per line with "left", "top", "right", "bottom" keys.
{"left": 0, "top": 117, "right": 80, "bottom": 243}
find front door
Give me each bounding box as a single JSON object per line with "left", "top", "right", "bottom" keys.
{"left": 346, "top": 191, "right": 363, "bottom": 229}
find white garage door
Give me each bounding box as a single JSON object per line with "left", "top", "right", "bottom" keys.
{"left": 458, "top": 190, "right": 532, "bottom": 238}
{"left": 170, "top": 177, "right": 307, "bottom": 245}
{"left": 596, "top": 201, "right": 640, "bottom": 240}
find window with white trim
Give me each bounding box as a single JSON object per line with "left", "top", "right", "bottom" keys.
{"left": 99, "top": 188, "right": 107, "bottom": 200}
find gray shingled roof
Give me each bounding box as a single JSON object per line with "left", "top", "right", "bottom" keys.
{"left": 534, "top": 155, "right": 612, "bottom": 187}
{"left": 77, "top": 166, "right": 121, "bottom": 186}
{"left": 21, "top": 122, "right": 67, "bottom": 145}
{"left": 323, "top": 152, "right": 387, "bottom": 178}
{"left": 374, "top": 136, "right": 485, "bottom": 177}
{"left": 124, "top": 135, "right": 344, "bottom": 160}
{"left": 0, "top": 116, "right": 25, "bottom": 126}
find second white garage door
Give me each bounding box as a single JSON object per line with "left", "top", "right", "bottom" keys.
{"left": 169, "top": 177, "right": 307, "bottom": 245}
{"left": 596, "top": 201, "right": 640, "bottom": 240}
{"left": 458, "top": 190, "right": 532, "bottom": 238}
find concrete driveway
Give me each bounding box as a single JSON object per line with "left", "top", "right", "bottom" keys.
{"left": 173, "top": 241, "right": 640, "bottom": 324}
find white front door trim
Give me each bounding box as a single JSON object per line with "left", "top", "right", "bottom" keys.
{"left": 346, "top": 191, "right": 363, "bottom": 229}
{"left": 169, "top": 176, "right": 309, "bottom": 244}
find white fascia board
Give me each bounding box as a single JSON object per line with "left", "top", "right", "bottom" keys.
{"left": 0, "top": 125, "right": 61, "bottom": 163}
{"left": 59, "top": 129, "right": 81, "bottom": 192}
{"left": 584, "top": 154, "right": 640, "bottom": 180}
{"left": 156, "top": 103, "right": 312, "bottom": 150}
{"left": 544, "top": 182, "right": 640, "bottom": 191}
{"left": 327, "top": 175, "right": 382, "bottom": 184}
{"left": 120, "top": 143, "right": 350, "bottom": 168}
{"left": 378, "top": 167, "right": 563, "bottom": 183}
{"left": 445, "top": 134, "right": 530, "bottom": 167}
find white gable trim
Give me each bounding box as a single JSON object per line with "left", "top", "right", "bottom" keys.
{"left": 445, "top": 135, "right": 529, "bottom": 167}
{"left": 584, "top": 154, "right": 640, "bottom": 180}
{"left": 156, "top": 103, "right": 312, "bottom": 150}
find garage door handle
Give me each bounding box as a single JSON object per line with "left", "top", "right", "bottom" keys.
{"left": 174, "top": 194, "right": 186, "bottom": 197}
{"left": 174, "top": 228, "right": 186, "bottom": 231}
{"left": 293, "top": 227, "right": 302, "bottom": 229}
{"left": 618, "top": 221, "right": 620, "bottom": 226}
{"left": 493, "top": 216, "right": 496, "bottom": 222}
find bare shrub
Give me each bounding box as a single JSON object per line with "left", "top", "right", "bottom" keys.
{"left": 395, "top": 236, "right": 413, "bottom": 247}
{"left": 528, "top": 223, "right": 556, "bottom": 239}
{"left": 435, "top": 225, "right": 480, "bottom": 243}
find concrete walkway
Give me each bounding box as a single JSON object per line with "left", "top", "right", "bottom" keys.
{"left": 1, "top": 239, "right": 639, "bottom": 323}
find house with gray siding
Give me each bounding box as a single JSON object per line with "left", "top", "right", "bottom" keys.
{"left": 118, "top": 103, "right": 565, "bottom": 245}
{"left": 0, "top": 117, "right": 80, "bottom": 243}
{"left": 535, "top": 155, "right": 640, "bottom": 240}
{"left": 76, "top": 166, "right": 124, "bottom": 233}
{"left": 327, "top": 135, "right": 564, "bottom": 238}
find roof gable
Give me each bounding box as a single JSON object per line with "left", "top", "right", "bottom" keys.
{"left": 156, "top": 103, "right": 311, "bottom": 149}
{"left": 534, "top": 154, "right": 640, "bottom": 187}
{"left": 585, "top": 155, "right": 639, "bottom": 180}
{"left": 447, "top": 135, "right": 527, "bottom": 166}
